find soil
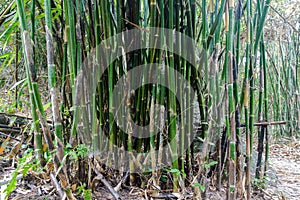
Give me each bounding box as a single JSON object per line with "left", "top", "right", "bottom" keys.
{"left": 264, "top": 138, "right": 300, "bottom": 200}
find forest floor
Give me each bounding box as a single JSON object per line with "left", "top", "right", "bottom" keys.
{"left": 263, "top": 137, "right": 300, "bottom": 200}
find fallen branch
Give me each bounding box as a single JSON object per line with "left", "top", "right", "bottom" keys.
{"left": 0, "top": 131, "right": 22, "bottom": 142}
{"left": 258, "top": 188, "right": 276, "bottom": 200}
{"left": 0, "top": 124, "right": 21, "bottom": 131}
{"left": 0, "top": 126, "right": 21, "bottom": 134}
{"left": 91, "top": 163, "right": 121, "bottom": 200}
{"left": 239, "top": 121, "right": 287, "bottom": 127}
{"left": 0, "top": 112, "right": 53, "bottom": 124}
{"left": 114, "top": 171, "right": 129, "bottom": 192}
{"left": 50, "top": 172, "right": 66, "bottom": 200}
{"left": 150, "top": 193, "right": 193, "bottom": 199}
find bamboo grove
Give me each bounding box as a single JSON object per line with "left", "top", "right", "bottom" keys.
{"left": 0, "top": 0, "right": 299, "bottom": 199}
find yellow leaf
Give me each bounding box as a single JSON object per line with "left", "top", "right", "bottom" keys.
{"left": 0, "top": 136, "right": 10, "bottom": 155}
{"left": 0, "top": 146, "right": 5, "bottom": 155}
{"left": 43, "top": 143, "right": 48, "bottom": 152}
{"left": 71, "top": 184, "right": 77, "bottom": 191}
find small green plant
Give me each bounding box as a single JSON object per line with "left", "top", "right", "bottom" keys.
{"left": 204, "top": 161, "right": 218, "bottom": 170}
{"left": 76, "top": 144, "right": 89, "bottom": 158}
{"left": 252, "top": 177, "right": 266, "bottom": 189}
{"left": 77, "top": 183, "right": 92, "bottom": 200}
{"left": 4, "top": 148, "right": 39, "bottom": 199}
{"left": 192, "top": 183, "right": 205, "bottom": 192}
{"left": 56, "top": 143, "right": 89, "bottom": 175}
{"left": 64, "top": 143, "right": 89, "bottom": 160}
{"left": 167, "top": 168, "right": 186, "bottom": 178}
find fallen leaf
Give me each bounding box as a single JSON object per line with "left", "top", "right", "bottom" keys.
{"left": 0, "top": 136, "right": 10, "bottom": 155}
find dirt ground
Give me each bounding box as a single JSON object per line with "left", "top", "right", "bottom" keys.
{"left": 264, "top": 138, "right": 300, "bottom": 200}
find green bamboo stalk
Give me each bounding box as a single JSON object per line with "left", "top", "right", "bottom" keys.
{"left": 44, "top": 1, "right": 75, "bottom": 198}
{"left": 196, "top": 0, "right": 210, "bottom": 181}
{"left": 225, "top": 0, "right": 236, "bottom": 198}
{"left": 262, "top": 36, "right": 269, "bottom": 176}
{"left": 244, "top": 0, "right": 252, "bottom": 198}
{"left": 208, "top": 0, "right": 214, "bottom": 54}
{"left": 167, "top": 0, "right": 179, "bottom": 191}
{"left": 155, "top": 0, "right": 166, "bottom": 187}
{"left": 256, "top": 38, "right": 265, "bottom": 179}
{"left": 60, "top": 20, "right": 68, "bottom": 130}
{"left": 185, "top": 0, "right": 195, "bottom": 181}
{"left": 45, "top": 0, "right": 63, "bottom": 142}
{"left": 147, "top": 0, "right": 165, "bottom": 187}
{"left": 14, "top": 31, "right": 20, "bottom": 109}
{"left": 99, "top": 0, "right": 117, "bottom": 164}
{"left": 93, "top": 0, "right": 104, "bottom": 153}
{"left": 134, "top": 0, "right": 145, "bottom": 154}
{"left": 234, "top": 0, "right": 243, "bottom": 197}
{"left": 202, "top": 0, "right": 208, "bottom": 84}
{"left": 30, "top": 0, "right": 36, "bottom": 60}
{"left": 249, "top": 0, "right": 271, "bottom": 153}
{"left": 16, "top": 0, "right": 44, "bottom": 166}
{"left": 65, "top": 0, "right": 76, "bottom": 91}
{"left": 178, "top": 0, "right": 186, "bottom": 176}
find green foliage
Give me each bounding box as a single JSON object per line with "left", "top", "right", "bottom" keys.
{"left": 192, "top": 183, "right": 205, "bottom": 192}
{"left": 77, "top": 184, "right": 92, "bottom": 200}
{"left": 64, "top": 143, "right": 89, "bottom": 160}
{"left": 0, "top": 91, "right": 17, "bottom": 113}
{"left": 204, "top": 161, "right": 218, "bottom": 170}
{"left": 168, "top": 168, "right": 181, "bottom": 176}
{"left": 4, "top": 148, "right": 39, "bottom": 199}
{"left": 76, "top": 144, "right": 89, "bottom": 158}
{"left": 167, "top": 168, "right": 187, "bottom": 178}
{"left": 160, "top": 174, "right": 168, "bottom": 183}
{"left": 252, "top": 177, "right": 267, "bottom": 189}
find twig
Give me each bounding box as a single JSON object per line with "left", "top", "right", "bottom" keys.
{"left": 114, "top": 171, "right": 129, "bottom": 192}
{"left": 91, "top": 163, "right": 122, "bottom": 200}
{"left": 0, "top": 0, "right": 15, "bottom": 26}
{"left": 0, "top": 112, "right": 53, "bottom": 124}
{"left": 50, "top": 172, "right": 66, "bottom": 200}
{"left": 151, "top": 193, "right": 193, "bottom": 199}
{"left": 258, "top": 188, "right": 276, "bottom": 200}
{"left": 0, "top": 131, "right": 22, "bottom": 142}
{"left": 0, "top": 127, "right": 21, "bottom": 134}
{"left": 239, "top": 121, "right": 286, "bottom": 127}
{"left": 269, "top": 5, "right": 299, "bottom": 33}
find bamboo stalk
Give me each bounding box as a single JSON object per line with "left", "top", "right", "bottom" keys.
{"left": 167, "top": 0, "right": 179, "bottom": 192}
{"left": 16, "top": 0, "right": 44, "bottom": 166}
{"left": 234, "top": 0, "right": 243, "bottom": 197}
{"left": 225, "top": 0, "right": 236, "bottom": 198}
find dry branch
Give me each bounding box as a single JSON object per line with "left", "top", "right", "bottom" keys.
{"left": 50, "top": 172, "right": 66, "bottom": 200}
{"left": 239, "top": 121, "right": 287, "bottom": 127}
{"left": 91, "top": 162, "right": 121, "bottom": 200}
